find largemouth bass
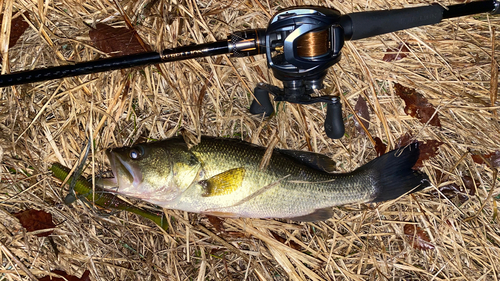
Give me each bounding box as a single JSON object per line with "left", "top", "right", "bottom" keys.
{"left": 101, "top": 136, "right": 429, "bottom": 221}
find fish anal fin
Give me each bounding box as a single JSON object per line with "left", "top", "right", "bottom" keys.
{"left": 200, "top": 168, "right": 245, "bottom": 197}
{"left": 278, "top": 149, "right": 336, "bottom": 173}
{"left": 202, "top": 211, "right": 239, "bottom": 218}
{"left": 287, "top": 207, "right": 333, "bottom": 222}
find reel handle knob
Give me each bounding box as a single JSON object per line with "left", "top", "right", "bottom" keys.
{"left": 250, "top": 86, "right": 274, "bottom": 116}
{"left": 324, "top": 97, "right": 345, "bottom": 139}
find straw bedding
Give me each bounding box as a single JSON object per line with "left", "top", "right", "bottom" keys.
{"left": 0, "top": 0, "right": 499, "bottom": 280}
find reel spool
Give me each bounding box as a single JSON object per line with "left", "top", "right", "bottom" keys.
{"left": 296, "top": 29, "right": 329, "bottom": 58}
{"left": 249, "top": 7, "right": 346, "bottom": 139}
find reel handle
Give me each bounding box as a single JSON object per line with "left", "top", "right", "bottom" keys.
{"left": 324, "top": 97, "right": 345, "bottom": 139}
{"left": 249, "top": 83, "right": 345, "bottom": 139}
{"left": 249, "top": 86, "right": 274, "bottom": 116}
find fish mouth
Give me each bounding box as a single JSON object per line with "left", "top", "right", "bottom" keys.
{"left": 106, "top": 149, "right": 143, "bottom": 189}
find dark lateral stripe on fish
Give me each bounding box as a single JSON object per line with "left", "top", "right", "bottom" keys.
{"left": 360, "top": 142, "right": 429, "bottom": 203}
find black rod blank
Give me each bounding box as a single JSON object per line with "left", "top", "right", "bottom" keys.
{"left": 0, "top": 41, "right": 229, "bottom": 87}
{"left": 0, "top": 0, "right": 497, "bottom": 87}
{"left": 443, "top": 0, "right": 498, "bottom": 19}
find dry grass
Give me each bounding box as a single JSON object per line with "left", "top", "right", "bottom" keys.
{"left": 0, "top": 0, "right": 499, "bottom": 280}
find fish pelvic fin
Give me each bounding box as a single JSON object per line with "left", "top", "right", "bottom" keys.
{"left": 200, "top": 168, "right": 245, "bottom": 197}
{"left": 362, "top": 142, "right": 430, "bottom": 203}
{"left": 286, "top": 207, "right": 334, "bottom": 222}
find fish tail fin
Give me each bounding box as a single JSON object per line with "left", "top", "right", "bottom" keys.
{"left": 361, "top": 142, "right": 429, "bottom": 203}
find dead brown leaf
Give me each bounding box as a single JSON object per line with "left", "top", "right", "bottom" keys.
{"left": 487, "top": 151, "right": 500, "bottom": 167}
{"left": 206, "top": 215, "right": 225, "bottom": 233}
{"left": 354, "top": 95, "right": 370, "bottom": 134}
{"left": 374, "top": 137, "right": 386, "bottom": 156}
{"left": 461, "top": 175, "right": 478, "bottom": 196}
{"left": 413, "top": 140, "right": 443, "bottom": 168}
{"left": 394, "top": 83, "right": 441, "bottom": 127}
{"left": 382, "top": 43, "right": 410, "bottom": 62}
{"left": 8, "top": 12, "right": 29, "bottom": 48}
{"left": 472, "top": 151, "right": 500, "bottom": 167}
{"left": 0, "top": 12, "right": 30, "bottom": 64}
{"left": 89, "top": 23, "right": 146, "bottom": 57}
{"left": 13, "top": 209, "right": 55, "bottom": 237}
{"left": 432, "top": 183, "right": 469, "bottom": 204}
{"left": 395, "top": 133, "right": 413, "bottom": 148}
{"left": 270, "top": 231, "right": 302, "bottom": 251}
{"left": 430, "top": 172, "right": 477, "bottom": 204}
{"left": 404, "top": 224, "right": 434, "bottom": 251}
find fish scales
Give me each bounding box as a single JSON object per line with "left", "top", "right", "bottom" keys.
{"left": 102, "top": 136, "right": 429, "bottom": 221}
{"left": 187, "top": 138, "right": 375, "bottom": 218}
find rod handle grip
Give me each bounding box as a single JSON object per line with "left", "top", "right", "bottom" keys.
{"left": 341, "top": 5, "right": 443, "bottom": 40}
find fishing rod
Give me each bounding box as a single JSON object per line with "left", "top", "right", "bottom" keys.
{"left": 1, "top": 0, "right": 498, "bottom": 138}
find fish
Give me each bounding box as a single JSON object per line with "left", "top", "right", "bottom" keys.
{"left": 100, "top": 136, "right": 429, "bottom": 222}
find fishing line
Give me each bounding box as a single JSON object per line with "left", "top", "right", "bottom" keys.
{"left": 296, "top": 29, "right": 329, "bottom": 58}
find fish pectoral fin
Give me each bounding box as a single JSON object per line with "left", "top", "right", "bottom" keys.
{"left": 277, "top": 149, "right": 336, "bottom": 173}
{"left": 200, "top": 168, "right": 245, "bottom": 197}
{"left": 287, "top": 207, "right": 334, "bottom": 222}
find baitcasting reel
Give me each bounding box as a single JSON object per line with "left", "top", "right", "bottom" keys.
{"left": 246, "top": 1, "right": 499, "bottom": 138}
{"left": 0, "top": 0, "right": 498, "bottom": 138}
{"left": 247, "top": 7, "right": 345, "bottom": 139}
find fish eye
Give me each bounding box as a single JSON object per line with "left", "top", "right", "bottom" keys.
{"left": 129, "top": 146, "right": 144, "bottom": 160}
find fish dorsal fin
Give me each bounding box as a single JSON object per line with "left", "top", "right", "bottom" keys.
{"left": 277, "top": 149, "right": 336, "bottom": 173}
{"left": 287, "top": 207, "right": 334, "bottom": 222}
{"left": 200, "top": 168, "right": 245, "bottom": 197}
